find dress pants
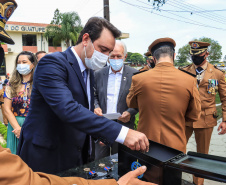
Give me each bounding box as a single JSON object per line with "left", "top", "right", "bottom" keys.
{"left": 185, "top": 126, "right": 214, "bottom": 185}
{"left": 95, "top": 142, "right": 118, "bottom": 160}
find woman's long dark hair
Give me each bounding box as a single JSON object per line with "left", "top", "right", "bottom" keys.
{"left": 9, "top": 51, "right": 37, "bottom": 97}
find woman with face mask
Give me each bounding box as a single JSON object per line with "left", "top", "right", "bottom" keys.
{"left": 4, "top": 51, "right": 37, "bottom": 154}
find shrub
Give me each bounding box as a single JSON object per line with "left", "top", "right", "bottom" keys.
{"left": 134, "top": 113, "right": 139, "bottom": 130}
{"left": 0, "top": 142, "right": 6, "bottom": 148}
{"left": 0, "top": 123, "right": 7, "bottom": 140}
{"left": 0, "top": 123, "right": 7, "bottom": 147}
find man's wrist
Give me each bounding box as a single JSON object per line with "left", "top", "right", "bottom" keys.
{"left": 115, "top": 126, "right": 129, "bottom": 144}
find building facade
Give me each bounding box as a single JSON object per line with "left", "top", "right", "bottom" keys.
{"left": 2, "top": 21, "right": 129, "bottom": 77}
{"left": 2, "top": 21, "right": 68, "bottom": 76}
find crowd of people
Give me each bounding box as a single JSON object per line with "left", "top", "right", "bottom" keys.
{"left": 0, "top": 1, "right": 226, "bottom": 185}
{"left": 0, "top": 2, "right": 151, "bottom": 184}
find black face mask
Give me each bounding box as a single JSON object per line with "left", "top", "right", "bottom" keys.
{"left": 148, "top": 59, "right": 156, "bottom": 68}
{"left": 150, "top": 62, "right": 155, "bottom": 68}
{"left": 192, "top": 55, "right": 205, "bottom": 66}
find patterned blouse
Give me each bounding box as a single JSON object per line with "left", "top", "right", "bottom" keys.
{"left": 4, "top": 83, "right": 31, "bottom": 117}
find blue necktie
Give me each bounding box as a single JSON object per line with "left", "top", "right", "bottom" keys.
{"left": 82, "top": 69, "right": 88, "bottom": 87}
{"left": 82, "top": 69, "right": 92, "bottom": 158}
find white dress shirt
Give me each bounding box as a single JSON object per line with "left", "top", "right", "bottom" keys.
{"left": 107, "top": 66, "right": 124, "bottom": 114}
{"left": 71, "top": 47, "right": 128, "bottom": 144}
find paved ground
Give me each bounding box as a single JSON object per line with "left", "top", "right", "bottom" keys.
{"left": 183, "top": 118, "right": 226, "bottom": 185}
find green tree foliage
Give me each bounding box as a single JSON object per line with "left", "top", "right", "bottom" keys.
{"left": 50, "top": 9, "right": 62, "bottom": 25}
{"left": 130, "top": 53, "right": 146, "bottom": 64}
{"left": 176, "top": 37, "right": 222, "bottom": 66}
{"left": 148, "top": 0, "right": 166, "bottom": 9}
{"left": 176, "top": 44, "right": 191, "bottom": 67}
{"left": 177, "top": 44, "right": 191, "bottom": 63}
{"left": 125, "top": 52, "right": 133, "bottom": 62}
{"left": 45, "top": 9, "right": 83, "bottom": 48}
{"left": 199, "top": 37, "right": 222, "bottom": 63}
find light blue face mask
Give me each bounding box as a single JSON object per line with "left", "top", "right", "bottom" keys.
{"left": 109, "top": 59, "right": 124, "bottom": 71}
{"left": 16, "top": 64, "right": 32, "bottom": 75}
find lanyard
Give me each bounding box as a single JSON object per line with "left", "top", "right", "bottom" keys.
{"left": 22, "top": 81, "right": 30, "bottom": 103}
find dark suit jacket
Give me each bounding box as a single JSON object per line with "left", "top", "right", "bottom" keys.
{"left": 17, "top": 47, "right": 122, "bottom": 174}
{"left": 94, "top": 65, "right": 138, "bottom": 129}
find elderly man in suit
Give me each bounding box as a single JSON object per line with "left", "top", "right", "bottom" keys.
{"left": 180, "top": 41, "right": 226, "bottom": 185}
{"left": 17, "top": 17, "right": 149, "bottom": 175}
{"left": 127, "top": 38, "right": 201, "bottom": 153}
{"left": 94, "top": 40, "right": 138, "bottom": 159}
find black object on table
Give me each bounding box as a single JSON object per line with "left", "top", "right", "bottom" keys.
{"left": 57, "top": 150, "right": 195, "bottom": 184}
{"left": 118, "top": 140, "right": 226, "bottom": 185}
{"left": 57, "top": 154, "right": 119, "bottom": 180}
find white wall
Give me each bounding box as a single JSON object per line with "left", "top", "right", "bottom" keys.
{"left": 4, "top": 31, "right": 69, "bottom": 76}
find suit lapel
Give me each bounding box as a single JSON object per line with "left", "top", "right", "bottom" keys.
{"left": 90, "top": 70, "right": 94, "bottom": 111}
{"left": 117, "top": 65, "right": 127, "bottom": 105}
{"left": 199, "top": 63, "right": 214, "bottom": 87}
{"left": 66, "top": 48, "right": 88, "bottom": 98}
{"left": 103, "top": 67, "right": 109, "bottom": 109}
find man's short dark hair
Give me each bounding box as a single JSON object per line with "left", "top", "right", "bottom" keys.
{"left": 153, "top": 46, "right": 175, "bottom": 61}
{"left": 76, "top": 17, "right": 121, "bottom": 44}
{"left": 35, "top": 51, "right": 46, "bottom": 58}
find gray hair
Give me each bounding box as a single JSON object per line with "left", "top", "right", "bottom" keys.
{"left": 153, "top": 46, "right": 174, "bottom": 61}
{"left": 115, "top": 40, "right": 127, "bottom": 57}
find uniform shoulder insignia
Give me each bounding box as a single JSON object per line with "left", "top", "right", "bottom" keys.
{"left": 133, "top": 70, "right": 147, "bottom": 76}
{"left": 214, "top": 65, "right": 224, "bottom": 73}
{"left": 178, "top": 64, "right": 192, "bottom": 70}
{"left": 178, "top": 68, "right": 196, "bottom": 77}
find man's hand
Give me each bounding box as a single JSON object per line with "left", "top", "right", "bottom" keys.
{"left": 94, "top": 107, "right": 103, "bottom": 116}
{"left": 124, "top": 129, "right": 149, "bottom": 152}
{"left": 118, "top": 111, "right": 131, "bottom": 123}
{"left": 217, "top": 121, "right": 226, "bottom": 135}
{"left": 99, "top": 141, "right": 105, "bottom": 146}
{"left": 117, "top": 166, "right": 156, "bottom": 185}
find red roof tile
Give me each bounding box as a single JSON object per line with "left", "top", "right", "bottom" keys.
{"left": 7, "top": 21, "right": 50, "bottom": 27}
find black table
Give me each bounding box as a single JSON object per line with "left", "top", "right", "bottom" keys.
{"left": 57, "top": 153, "right": 193, "bottom": 185}
{"left": 57, "top": 154, "right": 119, "bottom": 180}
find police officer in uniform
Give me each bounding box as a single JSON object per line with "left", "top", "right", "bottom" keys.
{"left": 127, "top": 38, "right": 201, "bottom": 153}
{"left": 139, "top": 51, "right": 155, "bottom": 71}
{"left": 181, "top": 41, "right": 226, "bottom": 185}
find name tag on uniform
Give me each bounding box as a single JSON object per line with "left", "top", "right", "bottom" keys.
{"left": 207, "top": 79, "right": 218, "bottom": 95}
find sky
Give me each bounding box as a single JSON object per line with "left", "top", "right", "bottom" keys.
{"left": 9, "top": 0, "right": 226, "bottom": 60}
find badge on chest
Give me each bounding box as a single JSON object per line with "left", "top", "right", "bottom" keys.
{"left": 207, "top": 79, "right": 218, "bottom": 95}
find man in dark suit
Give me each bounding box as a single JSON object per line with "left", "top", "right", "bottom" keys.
{"left": 17, "top": 17, "right": 149, "bottom": 175}
{"left": 94, "top": 41, "right": 138, "bottom": 159}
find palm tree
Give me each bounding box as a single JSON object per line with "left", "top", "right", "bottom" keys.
{"left": 44, "top": 11, "right": 83, "bottom": 48}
